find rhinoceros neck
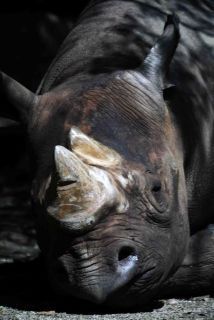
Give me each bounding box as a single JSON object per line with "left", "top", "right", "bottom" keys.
{"left": 172, "top": 67, "right": 214, "bottom": 233}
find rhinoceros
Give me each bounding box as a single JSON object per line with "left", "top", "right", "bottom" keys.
{"left": 1, "top": 0, "right": 214, "bottom": 308}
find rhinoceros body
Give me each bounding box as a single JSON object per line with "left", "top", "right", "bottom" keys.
{"left": 1, "top": 0, "right": 214, "bottom": 307}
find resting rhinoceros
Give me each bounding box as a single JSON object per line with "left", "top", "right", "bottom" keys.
{"left": 1, "top": 0, "right": 214, "bottom": 308}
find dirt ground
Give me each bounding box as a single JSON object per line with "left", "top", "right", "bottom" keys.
{"left": 0, "top": 297, "right": 214, "bottom": 319}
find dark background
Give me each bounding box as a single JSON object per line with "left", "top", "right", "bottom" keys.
{"left": 0, "top": 1, "right": 109, "bottom": 313}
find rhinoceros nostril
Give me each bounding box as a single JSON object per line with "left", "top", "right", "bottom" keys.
{"left": 117, "top": 246, "right": 138, "bottom": 281}
{"left": 118, "top": 246, "right": 136, "bottom": 262}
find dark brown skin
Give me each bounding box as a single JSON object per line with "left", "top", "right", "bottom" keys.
{"left": 0, "top": 0, "right": 214, "bottom": 308}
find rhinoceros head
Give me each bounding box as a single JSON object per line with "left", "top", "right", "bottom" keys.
{"left": 0, "top": 15, "right": 189, "bottom": 307}
{"left": 37, "top": 122, "right": 188, "bottom": 307}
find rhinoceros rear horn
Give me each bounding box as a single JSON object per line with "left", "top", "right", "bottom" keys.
{"left": 69, "top": 127, "right": 122, "bottom": 168}
{"left": 140, "top": 14, "right": 180, "bottom": 90}
{"left": 0, "top": 71, "right": 38, "bottom": 123}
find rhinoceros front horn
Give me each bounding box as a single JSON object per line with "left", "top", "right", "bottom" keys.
{"left": 49, "top": 143, "right": 125, "bottom": 232}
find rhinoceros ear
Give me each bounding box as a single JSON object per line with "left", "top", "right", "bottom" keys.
{"left": 0, "top": 71, "right": 38, "bottom": 123}
{"left": 140, "top": 14, "right": 180, "bottom": 90}
{"left": 69, "top": 127, "right": 122, "bottom": 168}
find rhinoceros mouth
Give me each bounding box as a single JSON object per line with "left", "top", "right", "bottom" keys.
{"left": 48, "top": 253, "right": 159, "bottom": 307}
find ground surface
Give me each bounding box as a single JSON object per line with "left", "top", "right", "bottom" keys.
{"left": 0, "top": 297, "right": 214, "bottom": 319}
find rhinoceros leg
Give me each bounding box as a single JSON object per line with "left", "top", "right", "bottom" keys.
{"left": 159, "top": 225, "right": 214, "bottom": 298}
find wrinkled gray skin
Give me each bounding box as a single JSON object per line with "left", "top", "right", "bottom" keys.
{"left": 0, "top": 0, "right": 214, "bottom": 308}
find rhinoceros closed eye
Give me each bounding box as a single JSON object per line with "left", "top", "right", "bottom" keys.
{"left": 151, "top": 180, "right": 164, "bottom": 203}
{"left": 144, "top": 176, "right": 169, "bottom": 218}
{"left": 151, "top": 181, "right": 162, "bottom": 193}
{"left": 151, "top": 188, "right": 167, "bottom": 212}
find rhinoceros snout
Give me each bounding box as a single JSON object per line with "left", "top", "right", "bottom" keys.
{"left": 49, "top": 243, "right": 139, "bottom": 304}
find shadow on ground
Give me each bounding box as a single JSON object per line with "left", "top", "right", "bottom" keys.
{"left": 0, "top": 257, "right": 163, "bottom": 314}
